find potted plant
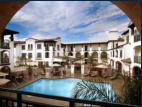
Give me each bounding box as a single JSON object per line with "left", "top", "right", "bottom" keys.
{"left": 42, "top": 64, "right": 46, "bottom": 75}
{"left": 27, "top": 65, "right": 33, "bottom": 78}
{"left": 124, "top": 72, "right": 130, "bottom": 82}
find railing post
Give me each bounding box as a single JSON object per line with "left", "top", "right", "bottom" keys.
{"left": 0, "top": 97, "right": 2, "bottom": 107}
{"left": 69, "top": 101, "right": 74, "bottom": 107}
{"left": 17, "top": 93, "right": 22, "bottom": 107}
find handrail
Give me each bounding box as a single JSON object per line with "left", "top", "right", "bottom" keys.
{"left": 0, "top": 87, "right": 139, "bottom": 107}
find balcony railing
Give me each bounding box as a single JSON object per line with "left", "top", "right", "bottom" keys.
{"left": 134, "top": 35, "right": 141, "bottom": 42}
{"left": 45, "top": 48, "right": 49, "bottom": 51}
{"left": 134, "top": 56, "right": 141, "bottom": 64}
{"left": 0, "top": 43, "right": 10, "bottom": 49}
{"left": 0, "top": 87, "right": 138, "bottom": 107}
{"left": 1, "top": 58, "right": 10, "bottom": 65}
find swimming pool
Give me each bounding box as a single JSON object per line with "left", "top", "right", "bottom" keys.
{"left": 19, "top": 78, "right": 118, "bottom": 102}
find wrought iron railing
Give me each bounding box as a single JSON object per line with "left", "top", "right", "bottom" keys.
{"left": 0, "top": 43, "right": 10, "bottom": 49}
{"left": 1, "top": 58, "right": 10, "bottom": 65}
{"left": 134, "top": 56, "right": 141, "bottom": 64}
{"left": 0, "top": 87, "right": 139, "bottom": 107}
{"left": 134, "top": 35, "right": 141, "bottom": 42}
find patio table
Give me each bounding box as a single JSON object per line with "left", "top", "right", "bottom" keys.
{"left": 0, "top": 78, "right": 10, "bottom": 85}
{"left": 0, "top": 72, "right": 8, "bottom": 77}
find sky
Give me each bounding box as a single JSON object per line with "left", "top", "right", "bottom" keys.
{"left": 6, "top": 1, "right": 130, "bottom": 42}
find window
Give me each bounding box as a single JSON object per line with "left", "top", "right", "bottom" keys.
{"left": 21, "top": 45, "right": 25, "bottom": 50}
{"left": 126, "top": 36, "right": 129, "bottom": 43}
{"left": 134, "top": 28, "right": 139, "bottom": 36}
{"left": 57, "top": 45, "right": 60, "bottom": 51}
{"left": 31, "top": 44, "right": 33, "bottom": 50}
{"left": 28, "top": 44, "right": 33, "bottom": 50}
{"left": 116, "top": 43, "right": 118, "bottom": 48}
{"left": 28, "top": 53, "right": 32, "bottom": 59}
{"left": 57, "top": 53, "right": 60, "bottom": 57}
{"left": 37, "top": 53, "right": 42, "bottom": 59}
{"left": 85, "top": 45, "right": 88, "bottom": 51}
{"left": 116, "top": 50, "right": 118, "bottom": 57}
{"left": 71, "top": 45, "right": 73, "bottom": 51}
{"left": 120, "top": 50, "right": 123, "bottom": 58}
{"left": 21, "top": 53, "right": 26, "bottom": 58}
{"left": 113, "top": 51, "right": 114, "bottom": 57}
{"left": 45, "top": 52, "right": 49, "bottom": 58}
{"left": 37, "top": 44, "right": 41, "bottom": 49}
{"left": 28, "top": 44, "right": 30, "bottom": 50}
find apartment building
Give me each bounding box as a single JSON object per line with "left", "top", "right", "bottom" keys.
{"left": 6, "top": 22, "right": 140, "bottom": 77}
{"left": 108, "top": 22, "right": 141, "bottom": 76}
{"left": 14, "top": 37, "right": 63, "bottom": 67}
{"left": 0, "top": 29, "right": 19, "bottom": 71}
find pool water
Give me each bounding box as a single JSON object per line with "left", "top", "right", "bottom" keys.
{"left": 19, "top": 78, "right": 118, "bottom": 102}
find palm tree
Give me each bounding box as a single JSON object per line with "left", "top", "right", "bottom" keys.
{"left": 87, "top": 55, "right": 95, "bottom": 73}
{"left": 72, "top": 79, "right": 119, "bottom": 103}
{"left": 62, "top": 55, "right": 70, "bottom": 74}
{"left": 75, "top": 55, "right": 84, "bottom": 65}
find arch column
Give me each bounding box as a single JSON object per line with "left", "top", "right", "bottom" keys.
{"left": 9, "top": 41, "right": 14, "bottom": 70}
{"left": 81, "top": 48, "right": 84, "bottom": 56}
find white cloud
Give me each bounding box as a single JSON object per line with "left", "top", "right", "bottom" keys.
{"left": 10, "top": 1, "right": 130, "bottom": 42}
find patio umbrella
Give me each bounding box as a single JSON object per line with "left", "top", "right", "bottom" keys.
{"left": 74, "top": 60, "right": 85, "bottom": 64}
{"left": 52, "top": 63, "right": 61, "bottom": 67}
{"left": 95, "top": 64, "right": 108, "bottom": 69}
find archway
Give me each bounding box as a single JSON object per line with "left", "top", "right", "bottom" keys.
{"left": 134, "top": 46, "right": 141, "bottom": 64}
{"left": 68, "top": 52, "right": 73, "bottom": 56}
{"left": 0, "top": 65, "right": 11, "bottom": 73}
{"left": 101, "top": 51, "right": 107, "bottom": 60}
{"left": 92, "top": 51, "right": 98, "bottom": 62}
{"left": 75, "top": 52, "right": 81, "bottom": 58}
{"left": 1, "top": 50, "right": 10, "bottom": 65}
{"left": 110, "top": 59, "right": 114, "bottom": 67}
{"left": 0, "top": 1, "right": 140, "bottom": 38}
{"left": 132, "top": 66, "right": 141, "bottom": 77}
{"left": 116, "top": 61, "right": 122, "bottom": 72}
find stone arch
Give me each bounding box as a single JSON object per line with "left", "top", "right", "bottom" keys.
{"left": 68, "top": 52, "right": 73, "bottom": 56}
{"left": 84, "top": 52, "right": 89, "bottom": 58}
{"left": 116, "top": 61, "right": 122, "bottom": 72}
{"left": 133, "top": 46, "right": 141, "bottom": 64}
{"left": 0, "top": 65, "right": 11, "bottom": 73}
{"left": 101, "top": 51, "right": 107, "bottom": 60}
{"left": 110, "top": 59, "right": 114, "bottom": 67}
{"left": 132, "top": 66, "right": 141, "bottom": 77}
{"left": 92, "top": 51, "right": 98, "bottom": 58}
{"left": 75, "top": 52, "right": 81, "bottom": 58}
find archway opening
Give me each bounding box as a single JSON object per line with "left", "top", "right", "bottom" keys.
{"left": 132, "top": 66, "right": 141, "bottom": 77}
{"left": 116, "top": 61, "right": 122, "bottom": 72}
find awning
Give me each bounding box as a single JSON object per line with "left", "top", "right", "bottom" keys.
{"left": 95, "top": 64, "right": 108, "bottom": 69}
{"left": 121, "top": 58, "right": 131, "bottom": 63}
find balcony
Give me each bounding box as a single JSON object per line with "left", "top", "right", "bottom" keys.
{"left": 0, "top": 43, "right": 10, "bottom": 49}
{"left": 134, "top": 56, "right": 141, "bottom": 64}
{"left": 134, "top": 35, "right": 141, "bottom": 42}
{"left": 0, "top": 58, "right": 10, "bottom": 65}
{"left": 45, "top": 48, "right": 49, "bottom": 51}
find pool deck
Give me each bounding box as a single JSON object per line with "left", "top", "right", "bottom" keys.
{"left": 0, "top": 71, "right": 124, "bottom": 107}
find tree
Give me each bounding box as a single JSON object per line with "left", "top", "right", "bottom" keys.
{"left": 75, "top": 55, "right": 84, "bottom": 65}
{"left": 72, "top": 79, "right": 119, "bottom": 103}
{"left": 87, "top": 55, "right": 95, "bottom": 73}
{"left": 121, "top": 77, "right": 141, "bottom": 105}
{"left": 62, "top": 55, "right": 70, "bottom": 75}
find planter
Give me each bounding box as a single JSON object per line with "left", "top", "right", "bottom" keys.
{"left": 124, "top": 76, "right": 130, "bottom": 82}
{"left": 28, "top": 71, "right": 32, "bottom": 77}
{"left": 63, "top": 70, "right": 66, "bottom": 75}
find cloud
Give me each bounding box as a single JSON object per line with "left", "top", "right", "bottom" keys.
{"left": 9, "top": 1, "right": 130, "bottom": 42}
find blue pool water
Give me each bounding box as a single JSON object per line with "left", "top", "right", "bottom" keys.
{"left": 19, "top": 78, "right": 118, "bottom": 102}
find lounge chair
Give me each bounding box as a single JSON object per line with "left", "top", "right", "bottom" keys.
{"left": 110, "top": 72, "right": 118, "bottom": 80}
